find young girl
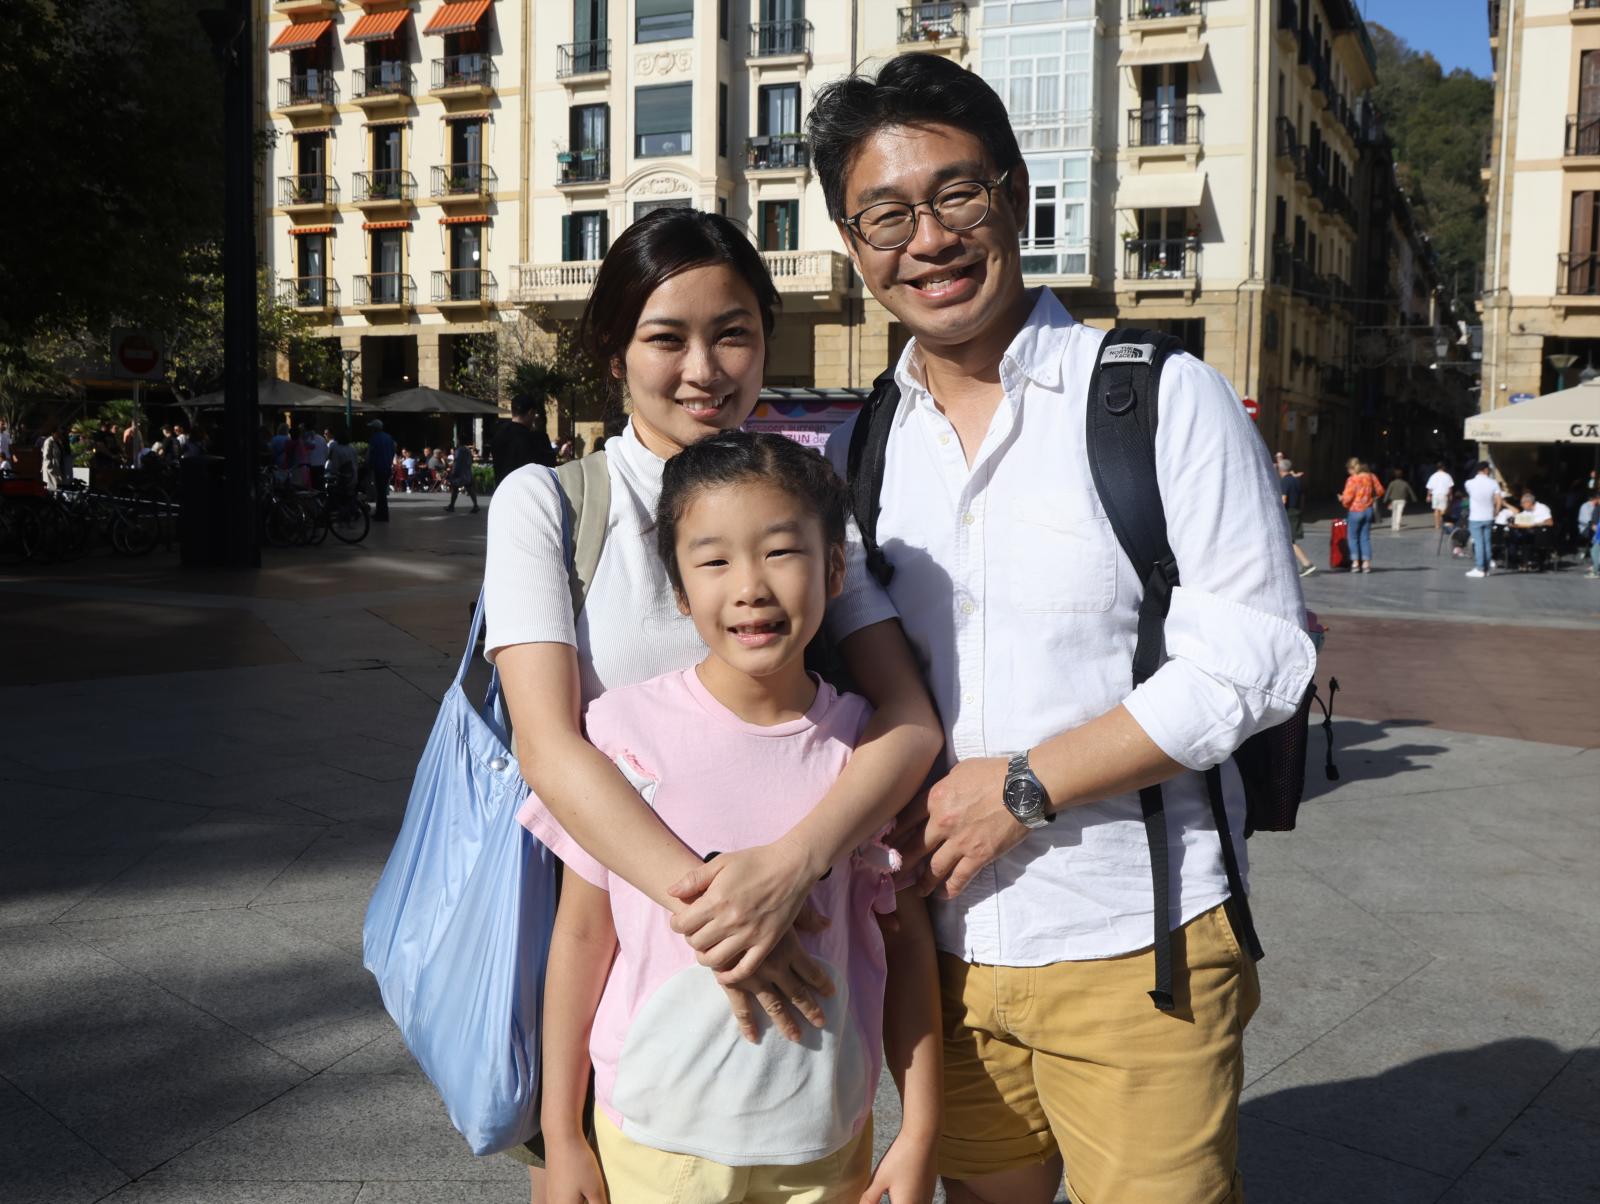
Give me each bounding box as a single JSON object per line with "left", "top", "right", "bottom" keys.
{"left": 525, "top": 431, "right": 941, "bottom": 1204}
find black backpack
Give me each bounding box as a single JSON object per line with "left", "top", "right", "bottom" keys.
{"left": 845, "top": 327, "right": 1337, "bottom": 1011}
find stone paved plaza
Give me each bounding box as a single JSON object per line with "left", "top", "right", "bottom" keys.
{"left": 1, "top": 495, "right": 1596, "bottom": 1203}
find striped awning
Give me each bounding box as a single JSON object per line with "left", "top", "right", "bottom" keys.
{"left": 270, "top": 19, "right": 332, "bottom": 51}
{"left": 443, "top": 110, "right": 491, "bottom": 122}
{"left": 288, "top": 225, "right": 335, "bottom": 236}
{"left": 423, "top": 0, "right": 490, "bottom": 36}
{"left": 440, "top": 214, "right": 489, "bottom": 225}
{"left": 346, "top": 8, "right": 408, "bottom": 42}
{"left": 363, "top": 220, "right": 413, "bottom": 231}
{"left": 363, "top": 116, "right": 411, "bottom": 127}
{"left": 291, "top": 125, "right": 333, "bottom": 136}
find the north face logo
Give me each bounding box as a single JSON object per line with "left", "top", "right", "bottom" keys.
{"left": 1101, "top": 343, "right": 1157, "bottom": 365}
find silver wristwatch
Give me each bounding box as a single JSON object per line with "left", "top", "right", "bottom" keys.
{"left": 1003, "top": 751, "right": 1054, "bottom": 830}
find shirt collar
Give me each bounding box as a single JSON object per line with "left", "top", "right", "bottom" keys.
{"left": 616, "top": 419, "right": 665, "bottom": 496}
{"left": 890, "top": 287, "right": 1077, "bottom": 426}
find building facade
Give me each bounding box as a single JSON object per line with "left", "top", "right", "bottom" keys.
{"left": 260, "top": 0, "right": 1403, "bottom": 483}
{"left": 1481, "top": 0, "right": 1600, "bottom": 406}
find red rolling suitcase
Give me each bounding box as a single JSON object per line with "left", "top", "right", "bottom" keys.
{"left": 1330, "top": 519, "right": 1350, "bottom": 570}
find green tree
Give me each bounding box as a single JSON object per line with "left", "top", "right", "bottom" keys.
{"left": 1368, "top": 24, "right": 1495, "bottom": 308}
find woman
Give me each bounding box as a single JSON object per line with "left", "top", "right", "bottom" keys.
{"left": 482, "top": 210, "right": 941, "bottom": 1199}
{"left": 1339, "top": 456, "right": 1384, "bottom": 573}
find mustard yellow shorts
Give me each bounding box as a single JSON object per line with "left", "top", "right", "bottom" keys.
{"left": 938, "top": 901, "right": 1261, "bottom": 1204}
{"left": 592, "top": 1108, "right": 871, "bottom": 1204}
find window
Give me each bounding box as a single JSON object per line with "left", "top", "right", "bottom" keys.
{"left": 296, "top": 233, "right": 327, "bottom": 305}
{"left": 759, "top": 200, "right": 798, "bottom": 251}
{"left": 757, "top": 83, "right": 800, "bottom": 136}
{"left": 1138, "top": 64, "right": 1189, "bottom": 145}
{"left": 981, "top": 26, "right": 1092, "bottom": 150}
{"left": 450, "top": 224, "right": 482, "bottom": 299}
{"left": 574, "top": 0, "right": 606, "bottom": 42}
{"left": 451, "top": 119, "right": 483, "bottom": 169}
{"left": 370, "top": 229, "right": 403, "bottom": 302}
{"left": 719, "top": 0, "right": 729, "bottom": 39}
{"left": 1569, "top": 191, "right": 1600, "bottom": 294}
{"left": 633, "top": 198, "right": 692, "bottom": 222}
{"left": 1274, "top": 196, "right": 1286, "bottom": 244}
{"left": 638, "top": 0, "right": 692, "bottom": 43}
{"left": 718, "top": 83, "right": 728, "bottom": 158}
{"left": 636, "top": 83, "right": 691, "bottom": 156}
{"left": 571, "top": 103, "right": 608, "bottom": 152}
{"left": 563, "top": 211, "right": 609, "bottom": 261}
{"left": 1018, "top": 155, "right": 1088, "bottom": 276}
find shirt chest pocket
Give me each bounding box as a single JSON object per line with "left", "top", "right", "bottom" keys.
{"left": 1002, "top": 494, "right": 1118, "bottom": 614}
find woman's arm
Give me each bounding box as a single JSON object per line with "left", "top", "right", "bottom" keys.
{"left": 667, "top": 618, "right": 943, "bottom": 981}
{"left": 541, "top": 873, "right": 615, "bottom": 1204}
{"left": 859, "top": 890, "right": 942, "bottom": 1204}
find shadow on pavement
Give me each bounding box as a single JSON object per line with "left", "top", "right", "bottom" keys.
{"left": 1301, "top": 717, "right": 1446, "bottom": 800}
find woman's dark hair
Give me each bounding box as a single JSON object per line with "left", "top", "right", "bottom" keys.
{"left": 656, "top": 430, "right": 848, "bottom": 596}
{"left": 579, "top": 209, "right": 780, "bottom": 399}
{"left": 807, "top": 53, "right": 1023, "bottom": 222}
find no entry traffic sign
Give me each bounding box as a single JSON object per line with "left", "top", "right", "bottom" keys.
{"left": 111, "top": 329, "right": 164, "bottom": 380}
{"left": 1241, "top": 396, "right": 1260, "bottom": 420}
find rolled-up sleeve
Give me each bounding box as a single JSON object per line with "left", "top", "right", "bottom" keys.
{"left": 1121, "top": 355, "right": 1317, "bottom": 771}
{"left": 482, "top": 464, "right": 577, "bottom": 663}
{"left": 823, "top": 415, "right": 901, "bottom": 644}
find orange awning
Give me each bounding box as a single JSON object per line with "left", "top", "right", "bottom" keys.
{"left": 440, "top": 214, "right": 488, "bottom": 225}
{"left": 347, "top": 9, "right": 408, "bottom": 43}
{"left": 363, "top": 220, "right": 413, "bottom": 231}
{"left": 291, "top": 125, "right": 333, "bottom": 136}
{"left": 443, "top": 110, "right": 491, "bottom": 122}
{"left": 270, "top": 20, "right": 332, "bottom": 51}
{"left": 289, "top": 225, "right": 335, "bottom": 236}
{"left": 423, "top": 0, "right": 490, "bottom": 36}
{"left": 363, "top": 116, "right": 411, "bottom": 128}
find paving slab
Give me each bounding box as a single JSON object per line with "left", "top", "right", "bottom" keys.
{"left": 253, "top": 896, "right": 372, "bottom": 959}
{"left": 1435, "top": 1105, "right": 1600, "bottom": 1204}
{"left": 0, "top": 1074, "right": 130, "bottom": 1204}
{"left": 1237, "top": 1114, "right": 1450, "bottom": 1204}
{"left": 1537, "top": 1042, "right": 1600, "bottom": 1126}
{"left": 102, "top": 1182, "right": 362, "bottom": 1204}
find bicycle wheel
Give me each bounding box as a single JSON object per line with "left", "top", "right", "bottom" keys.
{"left": 303, "top": 494, "right": 331, "bottom": 546}
{"left": 110, "top": 505, "right": 158, "bottom": 556}
{"left": 329, "top": 498, "right": 370, "bottom": 544}
{"left": 264, "top": 498, "right": 301, "bottom": 547}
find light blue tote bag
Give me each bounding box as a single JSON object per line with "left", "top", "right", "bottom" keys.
{"left": 362, "top": 590, "right": 557, "bottom": 1155}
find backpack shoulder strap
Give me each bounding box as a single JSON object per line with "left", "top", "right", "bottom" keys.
{"left": 553, "top": 451, "right": 610, "bottom": 617}
{"left": 845, "top": 367, "right": 903, "bottom": 588}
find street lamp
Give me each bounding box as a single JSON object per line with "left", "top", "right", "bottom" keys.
{"left": 1581, "top": 356, "right": 1599, "bottom": 385}
{"left": 1547, "top": 352, "right": 1579, "bottom": 391}
{"left": 340, "top": 347, "right": 360, "bottom": 432}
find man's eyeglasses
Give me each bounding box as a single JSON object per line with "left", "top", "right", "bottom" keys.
{"left": 843, "top": 171, "right": 1011, "bottom": 251}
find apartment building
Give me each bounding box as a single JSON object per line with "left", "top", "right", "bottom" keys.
{"left": 263, "top": 0, "right": 529, "bottom": 402}
{"left": 1481, "top": 0, "right": 1600, "bottom": 404}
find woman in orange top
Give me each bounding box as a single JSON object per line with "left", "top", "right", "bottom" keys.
{"left": 1339, "top": 456, "right": 1385, "bottom": 573}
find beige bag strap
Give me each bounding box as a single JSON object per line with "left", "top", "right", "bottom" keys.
{"left": 553, "top": 451, "right": 610, "bottom": 617}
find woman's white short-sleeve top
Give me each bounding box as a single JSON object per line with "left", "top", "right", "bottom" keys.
{"left": 484, "top": 423, "right": 897, "bottom": 704}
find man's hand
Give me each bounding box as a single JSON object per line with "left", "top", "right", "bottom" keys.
{"left": 897, "top": 757, "right": 1029, "bottom": 899}
{"left": 667, "top": 839, "right": 822, "bottom": 979}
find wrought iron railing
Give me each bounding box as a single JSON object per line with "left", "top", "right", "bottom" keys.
{"left": 279, "top": 276, "right": 340, "bottom": 309}
{"left": 354, "top": 273, "right": 415, "bottom": 306}
{"left": 747, "top": 135, "right": 808, "bottom": 170}
{"left": 432, "top": 54, "right": 496, "bottom": 91}
{"left": 557, "top": 39, "right": 611, "bottom": 76}
{"left": 1276, "top": 115, "right": 1300, "bottom": 159}
{"left": 278, "top": 174, "right": 338, "bottom": 206}
{"left": 1567, "top": 114, "right": 1600, "bottom": 157}
{"left": 1127, "top": 0, "right": 1203, "bottom": 17}
{"left": 1123, "top": 237, "right": 1199, "bottom": 281}
{"left": 432, "top": 269, "right": 497, "bottom": 304}
{"left": 353, "top": 62, "right": 413, "bottom": 99}
{"left": 1558, "top": 252, "right": 1600, "bottom": 295}
{"left": 278, "top": 73, "right": 337, "bottom": 108}
{"left": 352, "top": 169, "right": 416, "bottom": 203}
{"left": 749, "top": 19, "right": 812, "bottom": 56}
{"left": 897, "top": 2, "right": 967, "bottom": 42}
{"left": 1127, "top": 105, "right": 1203, "bottom": 147}
{"left": 556, "top": 148, "right": 609, "bottom": 184}
{"left": 432, "top": 162, "right": 497, "bottom": 198}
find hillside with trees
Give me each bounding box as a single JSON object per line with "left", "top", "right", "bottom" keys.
{"left": 1368, "top": 24, "right": 1495, "bottom": 309}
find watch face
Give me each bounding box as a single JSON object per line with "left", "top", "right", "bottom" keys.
{"left": 1004, "top": 775, "right": 1040, "bottom": 816}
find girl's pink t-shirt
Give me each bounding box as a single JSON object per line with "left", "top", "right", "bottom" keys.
{"left": 519, "top": 668, "right": 894, "bottom": 1168}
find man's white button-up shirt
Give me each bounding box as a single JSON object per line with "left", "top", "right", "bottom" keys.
{"left": 826, "top": 289, "right": 1316, "bottom": 965}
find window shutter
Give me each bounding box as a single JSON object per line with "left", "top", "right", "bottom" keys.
{"left": 562, "top": 214, "right": 574, "bottom": 262}
{"left": 599, "top": 211, "right": 610, "bottom": 254}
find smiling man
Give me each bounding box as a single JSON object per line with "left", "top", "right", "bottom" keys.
{"left": 812, "top": 56, "right": 1316, "bottom": 1204}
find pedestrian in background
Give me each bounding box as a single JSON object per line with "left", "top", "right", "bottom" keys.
{"left": 490, "top": 392, "right": 556, "bottom": 484}
{"left": 1426, "top": 462, "right": 1454, "bottom": 530}
{"left": 122, "top": 418, "right": 144, "bottom": 466}
{"left": 444, "top": 440, "right": 479, "bottom": 513}
{"left": 1279, "top": 458, "right": 1315, "bottom": 576}
{"left": 367, "top": 419, "right": 395, "bottom": 522}
{"left": 1464, "top": 461, "right": 1502, "bottom": 579}
{"left": 1385, "top": 468, "right": 1416, "bottom": 532}
{"left": 1338, "top": 456, "right": 1384, "bottom": 573}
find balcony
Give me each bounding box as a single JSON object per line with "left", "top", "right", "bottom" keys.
{"left": 432, "top": 162, "right": 497, "bottom": 201}
{"left": 1566, "top": 114, "right": 1600, "bottom": 158}
{"left": 556, "top": 148, "right": 610, "bottom": 186}
{"left": 513, "top": 260, "right": 601, "bottom": 308}
{"left": 432, "top": 268, "right": 498, "bottom": 307}
{"left": 1577, "top": 0, "right": 1600, "bottom": 18}
{"left": 1275, "top": 115, "right": 1300, "bottom": 161}
{"left": 557, "top": 39, "right": 610, "bottom": 78}
{"left": 353, "top": 62, "right": 413, "bottom": 104}
{"left": 1127, "top": 0, "right": 1203, "bottom": 19}
{"left": 274, "top": 0, "right": 335, "bottom": 11}
{"left": 749, "top": 20, "right": 812, "bottom": 59}
{"left": 1270, "top": 242, "right": 1293, "bottom": 287}
{"left": 1122, "top": 237, "right": 1200, "bottom": 295}
{"left": 279, "top": 275, "right": 340, "bottom": 310}
{"left": 1127, "top": 105, "right": 1203, "bottom": 151}
{"left": 1558, "top": 252, "right": 1600, "bottom": 299}
{"left": 277, "top": 73, "right": 336, "bottom": 111}
{"left": 278, "top": 173, "right": 338, "bottom": 209}
{"left": 759, "top": 251, "right": 851, "bottom": 311}
{"left": 747, "top": 135, "right": 809, "bottom": 172}
{"left": 431, "top": 54, "right": 496, "bottom": 95}
{"left": 352, "top": 169, "right": 416, "bottom": 206}
{"left": 354, "top": 273, "right": 415, "bottom": 308}
{"left": 897, "top": 3, "right": 968, "bottom": 45}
